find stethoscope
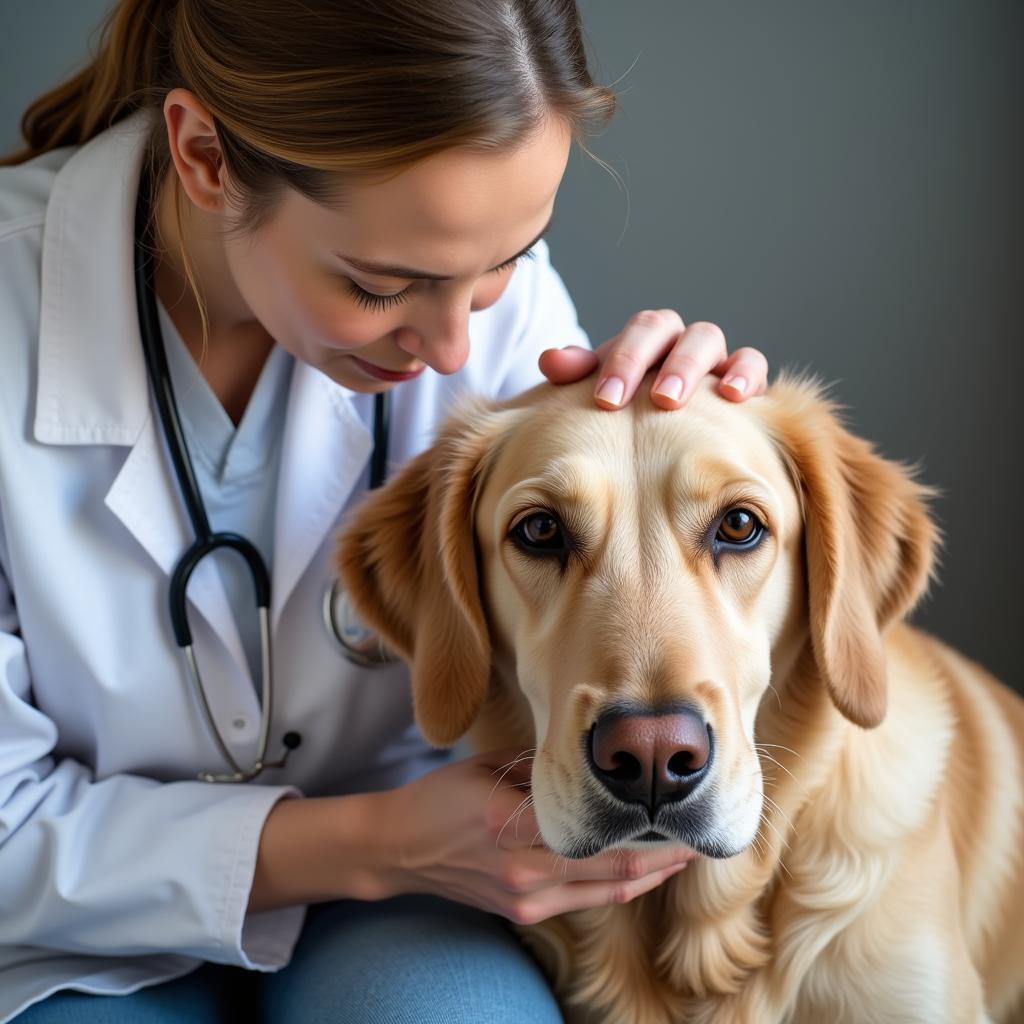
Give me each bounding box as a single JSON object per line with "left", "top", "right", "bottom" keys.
{"left": 132, "top": 165, "right": 395, "bottom": 784}
{"left": 320, "top": 390, "right": 396, "bottom": 670}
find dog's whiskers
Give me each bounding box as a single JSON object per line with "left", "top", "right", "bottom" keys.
{"left": 492, "top": 748, "right": 537, "bottom": 775}
{"left": 554, "top": 851, "right": 574, "bottom": 879}
{"left": 510, "top": 796, "right": 536, "bottom": 843}
{"left": 491, "top": 748, "right": 536, "bottom": 777}
{"left": 749, "top": 829, "right": 769, "bottom": 863}
{"left": 756, "top": 742, "right": 804, "bottom": 762}
{"left": 495, "top": 791, "right": 536, "bottom": 849}
{"left": 762, "top": 681, "right": 784, "bottom": 712}
{"left": 758, "top": 800, "right": 795, "bottom": 868}
{"left": 756, "top": 810, "right": 794, "bottom": 880}
{"left": 760, "top": 791, "right": 796, "bottom": 835}
{"left": 755, "top": 748, "right": 809, "bottom": 799}
{"left": 488, "top": 749, "right": 536, "bottom": 800}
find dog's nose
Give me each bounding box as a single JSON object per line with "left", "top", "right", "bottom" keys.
{"left": 589, "top": 709, "right": 712, "bottom": 813}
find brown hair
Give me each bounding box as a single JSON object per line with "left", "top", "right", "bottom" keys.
{"left": 2, "top": 0, "right": 615, "bottom": 346}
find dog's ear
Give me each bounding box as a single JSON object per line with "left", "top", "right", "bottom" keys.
{"left": 765, "top": 378, "right": 940, "bottom": 728}
{"left": 336, "top": 401, "right": 512, "bottom": 746}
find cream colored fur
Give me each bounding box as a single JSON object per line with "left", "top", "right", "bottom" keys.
{"left": 338, "top": 375, "right": 1024, "bottom": 1024}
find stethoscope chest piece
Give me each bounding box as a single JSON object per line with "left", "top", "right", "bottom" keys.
{"left": 323, "top": 578, "right": 397, "bottom": 667}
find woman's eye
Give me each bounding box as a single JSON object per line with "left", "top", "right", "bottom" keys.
{"left": 512, "top": 511, "right": 567, "bottom": 554}
{"left": 715, "top": 508, "right": 764, "bottom": 546}
{"left": 346, "top": 279, "right": 412, "bottom": 313}
{"left": 492, "top": 248, "right": 537, "bottom": 275}
{"left": 344, "top": 248, "right": 536, "bottom": 313}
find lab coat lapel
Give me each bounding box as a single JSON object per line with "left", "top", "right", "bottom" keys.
{"left": 32, "top": 107, "right": 250, "bottom": 678}
{"left": 103, "top": 418, "right": 250, "bottom": 677}
{"left": 271, "top": 363, "right": 373, "bottom": 630}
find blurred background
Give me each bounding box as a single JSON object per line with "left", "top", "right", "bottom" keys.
{"left": 2, "top": 1, "right": 1021, "bottom": 691}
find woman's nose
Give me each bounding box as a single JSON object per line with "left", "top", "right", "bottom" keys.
{"left": 395, "top": 305, "right": 472, "bottom": 375}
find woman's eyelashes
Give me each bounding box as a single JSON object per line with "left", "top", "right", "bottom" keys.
{"left": 345, "top": 248, "right": 536, "bottom": 314}
{"left": 346, "top": 280, "right": 411, "bottom": 313}
{"left": 492, "top": 247, "right": 536, "bottom": 274}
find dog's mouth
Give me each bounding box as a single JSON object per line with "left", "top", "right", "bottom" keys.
{"left": 554, "top": 791, "right": 749, "bottom": 860}
{"left": 636, "top": 829, "right": 668, "bottom": 842}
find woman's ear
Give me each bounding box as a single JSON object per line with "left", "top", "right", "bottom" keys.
{"left": 765, "top": 378, "right": 940, "bottom": 728}
{"left": 162, "top": 89, "right": 226, "bottom": 213}
{"left": 336, "top": 400, "right": 512, "bottom": 746}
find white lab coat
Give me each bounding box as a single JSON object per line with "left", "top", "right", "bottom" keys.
{"left": 0, "top": 109, "right": 589, "bottom": 1019}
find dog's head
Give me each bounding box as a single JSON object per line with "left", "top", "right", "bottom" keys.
{"left": 338, "top": 375, "right": 937, "bottom": 859}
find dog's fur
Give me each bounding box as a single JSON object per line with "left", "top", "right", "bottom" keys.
{"left": 338, "top": 375, "right": 1024, "bottom": 1023}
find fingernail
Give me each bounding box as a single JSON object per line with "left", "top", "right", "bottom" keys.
{"left": 595, "top": 376, "right": 625, "bottom": 407}
{"left": 653, "top": 374, "right": 684, "bottom": 403}
{"left": 723, "top": 375, "right": 748, "bottom": 395}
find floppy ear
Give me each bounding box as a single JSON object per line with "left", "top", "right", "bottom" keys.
{"left": 336, "top": 401, "right": 511, "bottom": 746}
{"left": 766, "top": 377, "right": 940, "bottom": 728}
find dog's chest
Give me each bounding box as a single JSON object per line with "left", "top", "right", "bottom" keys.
{"left": 787, "top": 933, "right": 953, "bottom": 1024}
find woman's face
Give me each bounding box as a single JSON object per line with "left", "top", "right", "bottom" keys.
{"left": 220, "top": 117, "right": 572, "bottom": 392}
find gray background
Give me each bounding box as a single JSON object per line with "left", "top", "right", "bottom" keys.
{"left": 2, "top": 2, "right": 1021, "bottom": 692}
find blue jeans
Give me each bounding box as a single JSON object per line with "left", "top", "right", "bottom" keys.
{"left": 14, "top": 896, "right": 564, "bottom": 1023}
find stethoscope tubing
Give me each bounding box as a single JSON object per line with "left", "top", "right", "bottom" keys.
{"left": 133, "top": 166, "right": 286, "bottom": 781}
{"left": 133, "top": 168, "right": 212, "bottom": 549}
{"left": 132, "top": 162, "right": 395, "bottom": 783}
{"left": 370, "top": 381, "right": 390, "bottom": 492}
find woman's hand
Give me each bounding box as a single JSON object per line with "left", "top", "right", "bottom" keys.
{"left": 539, "top": 310, "right": 768, "bottom": 410}
{"left": 373, "top": 750, "right": 694, "bottom": 925}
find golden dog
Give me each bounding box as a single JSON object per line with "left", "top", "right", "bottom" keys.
{"left": 338, "top": 374, "right": 1024, "bottom": 1024}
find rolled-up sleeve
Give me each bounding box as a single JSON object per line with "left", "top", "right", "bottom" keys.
{"left": 0, "top": 557, "right": 304, "bottom": 971}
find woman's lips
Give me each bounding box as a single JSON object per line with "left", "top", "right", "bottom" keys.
{"left": 349, "top": 356, "right": 427, "bottom": 383}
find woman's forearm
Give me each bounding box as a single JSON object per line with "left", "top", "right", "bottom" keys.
{"left": 247, "top": 790, "right": 399, "bottom": 914}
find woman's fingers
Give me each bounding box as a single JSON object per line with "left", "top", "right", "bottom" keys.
{"left": 649, "top": 320, "right": 728, "bottom": 409}
{"left": 592, "top": 309, "right": 686, "bottom": 409}
{"left": 504, "top": 860, "right": 691, "bottom": 926}
{"left": 537, "top": 345, "right": 599, "bottom": 384}
{"left": 496, "top": 843, "right": 695, "bottom": 891}
{"left": 713, "top": 345, "right": 770, "bottom": 402}
{"left": 539, "top": 312, "right": 768, "bottom": 410}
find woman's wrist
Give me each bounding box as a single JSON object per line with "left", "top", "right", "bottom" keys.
{"left": 248, "top": 788, "right": 405, "bottom": 914}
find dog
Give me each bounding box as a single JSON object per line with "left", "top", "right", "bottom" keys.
{"left": 337, "top": 373, "right": 1024, "bottom": 1023}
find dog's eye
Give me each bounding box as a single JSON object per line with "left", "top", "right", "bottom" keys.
{"left": 512, "top": 512, "right": 567, "bottom": 553}
{"left": 716, "top": 508, "right": 763, "bottom": 546}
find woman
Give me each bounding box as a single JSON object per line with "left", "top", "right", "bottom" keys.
{"left": 0, "top": 1, "right": 768, "bottom": 1020}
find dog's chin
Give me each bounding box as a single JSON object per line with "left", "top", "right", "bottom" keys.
{"left": 544, "top": 795, "right": 756, "bottom": 860}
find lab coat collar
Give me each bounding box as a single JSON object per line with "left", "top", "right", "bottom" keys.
{"left": 34, "top": 108, "right": 157, "bottom": 447}
{"left": 34, "top": 110, "right": 374, "bottom": 670}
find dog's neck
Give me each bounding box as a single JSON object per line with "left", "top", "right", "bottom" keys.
{"left": 650, "top": 642, "right": 863, "bottom": 1014}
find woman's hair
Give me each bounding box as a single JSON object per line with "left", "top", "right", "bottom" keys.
{"left": 1, "top": 0, "right": 615, "bottom": 346}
